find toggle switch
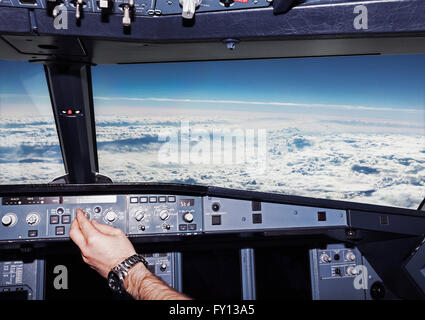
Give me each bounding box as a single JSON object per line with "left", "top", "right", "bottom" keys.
{"left": 75, "top": 0, "right": 84, "bottom": 20}
{"left": 98, "top": 0, "right": 109, "bottom": 9}
{"left": 179, "top": 0, "right": 200, "bottom": 19}
{"left": 120, "top": 3, "right": 134, "bottom": 27}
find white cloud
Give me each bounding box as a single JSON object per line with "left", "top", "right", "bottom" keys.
{"left": 0, "top": 114, "right": 423, "bottom": 209}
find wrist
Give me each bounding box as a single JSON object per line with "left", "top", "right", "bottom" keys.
{"left": 124, "top": 262, "right": 151, "bottom": 297}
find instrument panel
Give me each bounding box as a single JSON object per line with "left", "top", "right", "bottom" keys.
{"left": 0, "top": 192, "right": 349, "bottom": 243}
{"left": 0, "top": 194, "right": 204, "bottom": 241}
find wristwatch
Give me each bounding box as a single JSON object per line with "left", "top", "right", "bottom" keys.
{"left": 107, "top": 254, "right": 148, "bottom": 293}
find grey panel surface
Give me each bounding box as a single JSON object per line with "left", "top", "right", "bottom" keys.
{"left": 310, "top": 244, "right": 397, "bottom": 300}
{"left": 143, "top": 252, "right": 179, "bottom": 288}
{"left": 204, "top": 197, "right": 347, "bottom": 232}
{"left": 349, "top": 210, "right": 425, "bottom": 236}
{"left": 0, "top": 259, "right": 44, "bottom": 300}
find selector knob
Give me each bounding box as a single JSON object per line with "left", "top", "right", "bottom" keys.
{"left": 347, "top": 266, "right": 358, "bottom": 276}
{"left": 1, "top": 213, "right": 17, "bottom": 227}
{"left": 26, "top": 213, "right": 40, "bottom": 226}
{"left": 159, "top": 209, "right": 169, "bottom": 221}
{"left": 346, "top": 252, "right": 356, "bottom": 261}
{"left": 134, "top": 210, "right": 145, "bottom": 222}
{"left": 320, "top": 253, "right": 332, "bottom": 263}
{"left": 105, "top": 210, "right": 118, "bottom": 223}
{"left": 183, "top": 212, "right": 194, "bottom": 223}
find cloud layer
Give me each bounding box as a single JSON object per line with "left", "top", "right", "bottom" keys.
{"left": 0, "top": 113, "right": 423, "bottom": 209}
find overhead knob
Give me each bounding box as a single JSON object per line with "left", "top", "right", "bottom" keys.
{"left": 98, "top": 0, "right": 109, "bottom": 9}
{"left": 120, "top": 3, "right": 134, "bottom": 26}
{"left": 1, "top": 214, "right": 17, "bottom": 227}
{"left": 183, "top": 212, "right": 194, "bottom": 223}
{"left": 159, "top": 209, "right": 169, "bottom": 221}
{"left": 134, "top": 210, "right": 145, "bottom": 221}
{"left": 179, "top": 0, "right": 200, "bottom": 19}
{"left": 75, "top": 0, "right": 83, "bottom": 19}
{"left": 105, "top": 210, "right": 118, "bottom": 223}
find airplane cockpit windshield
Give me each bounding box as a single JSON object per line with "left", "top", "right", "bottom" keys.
{"left": 1, "top": 55, "right": 424, "bottom": 209}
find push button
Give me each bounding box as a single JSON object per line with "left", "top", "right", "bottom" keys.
{"left": 140, "top": 197, "right": 148, "bottom": 203}
{"left": 211, "top": 215, "right": 221, "bottom": 225}
{"left": 130, "top": 197, "right": 138, "bottom": 203}
{"left": 55, "top": 226, "right": 65, "bottom": 235}
{"left": 167, "top": 196, "right": 176, "bottom": 203}
{"left": 179, "top": 224, "right": 187, "bottom": 231}
{"left": 61, "top": 215, "right": 71, "bottom": 224}
{"left": 158, "top": 196, "right": 166, "bottom": 203}
{"left": 28, "top": 230, "right": 38, "bottom": 237}
{"left": 149, "top": 196, "right": 157, "bottom": 203}
{"left": 188, "top": 224, "right": 197, "bottom": 230}
{"left": 50, "top": 215, "right": 59, "bottom": 224}
{"left": 252, "top": 213, "right": 262, "bottom": 224}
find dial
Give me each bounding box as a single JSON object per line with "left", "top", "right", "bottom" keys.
{"left": 134, "top": 210, "right": 145, "bottom": 221}
{"left": 26, "top": 213, "right": 40, "bottom": 226}
{"left": 159, "top": 209, "right": 169, "bottom": 221}
{"left": 1, "top": 213, "right": 17, "bottom": 227}
{"left": 105, "top": 210, "right": 118, "bottom": 223}
{"left": 183, "top": 212, "right": 194, "bottom": 223}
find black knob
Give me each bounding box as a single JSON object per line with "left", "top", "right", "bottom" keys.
{"left": 220, "top": 0, "right": 234, "bottom": 7}
{"left": 212, "top": 203, "right": 220, "bottom": 212}
{"left": 370, "top": 282, "right": 386, "bottom": 300}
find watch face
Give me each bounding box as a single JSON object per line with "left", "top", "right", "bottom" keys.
{"left": 108, "top": 270, "right": 123, "bottom": 292}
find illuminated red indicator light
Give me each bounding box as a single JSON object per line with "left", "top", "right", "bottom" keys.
{"left": 67, "top": 110, "right": 73, "bottom": 115}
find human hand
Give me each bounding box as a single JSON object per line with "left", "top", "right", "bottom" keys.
{"left": 69, "top": 208, "right": 136, "bottom": 278}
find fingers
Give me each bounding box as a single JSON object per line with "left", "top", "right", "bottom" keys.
{"left": 69, "top": 217, "right": 86, "bottom": 251}
{"left": 75, "top": 208, "right": 99, "bottom": 240}
{"left": 92, "top": 219, "right": 122, "bottom": 236}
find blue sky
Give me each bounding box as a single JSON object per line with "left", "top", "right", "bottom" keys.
{"left": 1, "top": 54, "right": 424, "bottom": 121}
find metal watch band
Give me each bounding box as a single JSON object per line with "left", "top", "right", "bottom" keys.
{"left": 113, "top": 254, "right": 148, "bottom": 278}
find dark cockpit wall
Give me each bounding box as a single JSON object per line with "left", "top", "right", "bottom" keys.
{"left": 0, "top": 0, "right": 425, "bottom": 301}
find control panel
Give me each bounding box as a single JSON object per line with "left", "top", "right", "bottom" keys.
{"left": 203, "top": 197, "right": 347, "bottom": 233}
{"left": 0, "top": 195, "right": 202, "bottom": 241}
{"left": 309, "top": 244, "right": 396, "bottom": 300}
{"left": 0, "top": 194, "right": 349, "bottom": 243}
{"left": 0, "top": 260, "right": 44, "bottom": 300}
{"left": 142, "top": 252, "right": 182, "bottom": 290}
{"left": 128, "top": 195, "right": 203, "bottom": 236}
{"left": 0, "top": 0, "right": 272, "bottom": 22}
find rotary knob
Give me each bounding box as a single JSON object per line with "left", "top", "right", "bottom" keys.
{"left": 347, "top": 266, "right": 358, "bottom": 276}
{"left": 105, "top": 210, "right": 118, "bottom": 223}
{"left": 1, "top": 213, "right": 17, "bottom": 227}
{"left": 320, "top": 253, "right": 332, "bottom": 263}
{"left": 26, "top": 213, "right": 40, "bottom": 226}
{"left": 134, "top": 210, "right": 145, "bottom": 222}
{"left": 346, "top": 252, "right": 356, "bottom": 261}
{"left": 159, "top": 209, "right": 169, "bottom": 221}
{"left": 183, "top": 212, "right": 194, "bottom": 223}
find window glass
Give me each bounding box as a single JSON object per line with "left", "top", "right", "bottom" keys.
{"left": 0, "top": 60, "right": 64, "bottom": 184}
{"left": 93, "top": 55, "right": 425, "bottom": 209}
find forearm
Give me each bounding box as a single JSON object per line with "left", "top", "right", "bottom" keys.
{"left": 124, "top": 263, "right": 191, "bottom": 300}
